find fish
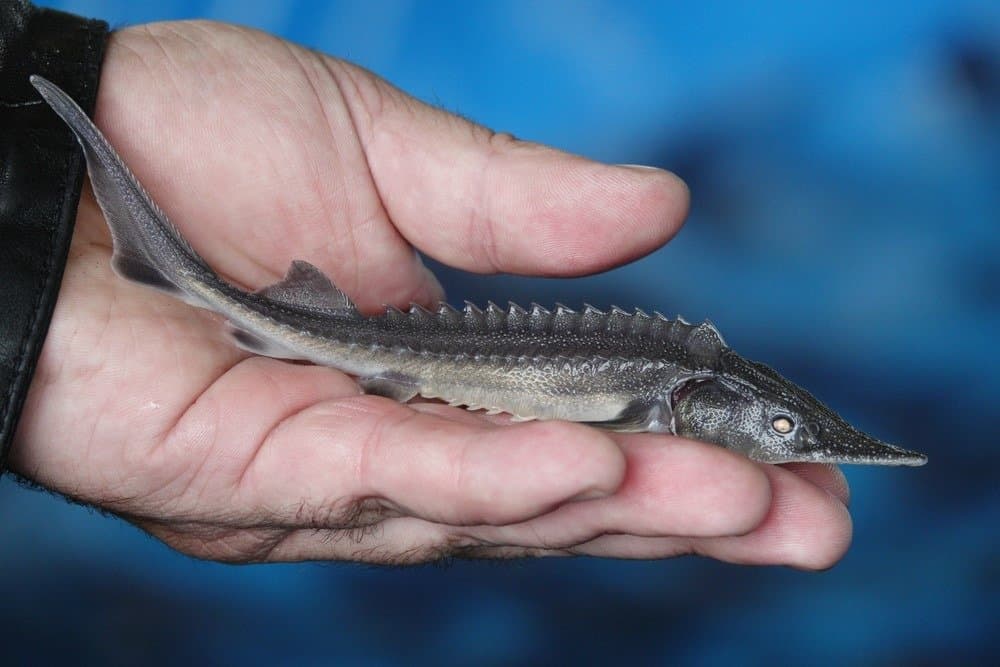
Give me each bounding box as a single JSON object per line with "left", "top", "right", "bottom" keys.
{"left": 30, "top": 75, "right": 927, "bottom": 466}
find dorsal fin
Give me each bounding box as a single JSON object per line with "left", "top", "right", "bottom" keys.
{"left": 257, "top": 260, "right": 355, "bottom": 313}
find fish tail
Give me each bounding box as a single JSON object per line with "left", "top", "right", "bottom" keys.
{"left": 30, "top": 75, "right": 204, "bottom": 299}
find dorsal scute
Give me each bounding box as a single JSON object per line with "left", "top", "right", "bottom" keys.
{"left": 663, "top": 315, "right": 693, "bottom": 344}
{"left": 436, "top": 302, "right": 463, "bottom": 328}
{"left": 629, "top": 309, "right": 652, "bottom": 337}
{"left": 606, "top": 307, "right": 631, "bottom": 334}
{"left": 485, "top": 301, "right": 506, "bottom": 330}
{"left": 685, "top": 319, "right": 728, "bottom": 366}
{"left": 383, "top": 300, "right": 726, "bottom": 359}
{"left": 384, "top": 304, "right": 407, "bottom": 326}
{"left": 579, "top": 304, "right": 606, "bottom": 334}
{"left": 529, "top": 303, "right": 550, "bottom": 333}
{"left": 552, "top": 303, "right": 577, "bottom": 334}
{"left": 407, "top": 303, "right": 434, "bottom": 327}
{"left": 700, "top": 319, "right": 726, "bottom": 343}
{"left": 463, "top": 301, "right": 485, "bottom": 329}
{"left": 507, "top": 302, "right": 529, "bottom": 330}
{"left": 649, "top": 316, "right": 668, "bottom": 340}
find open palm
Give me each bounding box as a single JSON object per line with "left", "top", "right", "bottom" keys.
{"left": 12, "top": 21, "right": 850, "bottom": 566}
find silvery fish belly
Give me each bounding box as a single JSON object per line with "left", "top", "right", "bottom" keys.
{"left": 30, "top": 75, "right": 928, "bottom": 467}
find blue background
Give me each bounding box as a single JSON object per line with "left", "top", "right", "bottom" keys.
{"left": 5, "top": 1, "right": 998, "bottom": 664}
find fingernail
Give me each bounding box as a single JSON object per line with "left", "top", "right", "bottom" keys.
{"left": 616, "top": 163, "right": 666, "bottom": 173}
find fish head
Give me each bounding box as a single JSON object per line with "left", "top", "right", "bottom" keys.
{"left": 670, "top": 354, "right": 927, "bottom": 466}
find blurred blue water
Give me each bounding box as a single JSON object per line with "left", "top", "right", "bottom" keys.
{"left": 6, "top": 1, "right": 998, "bottom": 664}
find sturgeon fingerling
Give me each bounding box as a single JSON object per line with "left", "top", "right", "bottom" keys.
{"left": 31, "top": 75, "right": 927, "bottom": 467}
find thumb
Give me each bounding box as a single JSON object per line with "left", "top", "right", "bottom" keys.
{"left": 332, "top": 60, "right": 690, "bottom": 276}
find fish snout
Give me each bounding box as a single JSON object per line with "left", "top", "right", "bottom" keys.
{"left": 809, "top": 420, "right": 927, "bottom": 466}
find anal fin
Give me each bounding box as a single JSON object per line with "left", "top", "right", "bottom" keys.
{"left": 358, "top": 372, "right": 420, "bottom": 402}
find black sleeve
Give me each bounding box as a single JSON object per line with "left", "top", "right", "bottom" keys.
{"left": 0, "top": 1, "right": 109, "bottom": 472}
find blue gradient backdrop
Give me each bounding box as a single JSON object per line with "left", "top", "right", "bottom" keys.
{"left": 5, "top": 1, "right": 998, "bottom": 664}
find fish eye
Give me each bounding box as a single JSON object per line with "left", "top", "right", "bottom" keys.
{"left": 771, "top": 415, "right": 795, "bottom": 434}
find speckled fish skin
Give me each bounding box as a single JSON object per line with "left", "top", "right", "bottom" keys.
{"left": 31, "top": 75, "right": 927, "bottom": 466}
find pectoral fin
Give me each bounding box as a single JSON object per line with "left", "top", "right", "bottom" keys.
{"left": 111, "top": 254, "right": 182, "bottom": 295}
{"left": 358, "top": 373, "right": 420, "bottom": 402}
{"left": 585, "top": 398, "right": 672, "bottom": 433}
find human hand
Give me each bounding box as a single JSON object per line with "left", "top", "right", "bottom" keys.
{"left": 12, "top": 21, "right": 851, "bottom": 566}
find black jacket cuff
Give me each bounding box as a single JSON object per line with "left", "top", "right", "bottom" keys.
{"left": 0, "top": 1, "right": 109, "bottom": 471}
